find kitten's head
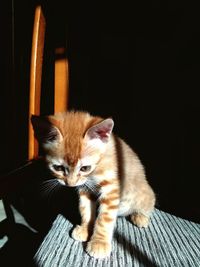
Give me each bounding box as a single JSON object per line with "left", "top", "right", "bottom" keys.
{"left": 31, "top": 111, "right": 114, "bottom": 187}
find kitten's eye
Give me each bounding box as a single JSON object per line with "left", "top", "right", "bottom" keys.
{"left": 53, "top": 165, "right": 65, "bottom": 172}
{"left": 80, "top": 166, "right": 91, "bottom": 172}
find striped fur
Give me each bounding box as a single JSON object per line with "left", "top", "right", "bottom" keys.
{"left": 31, "top": 110, "right": 156, "bottom": 258}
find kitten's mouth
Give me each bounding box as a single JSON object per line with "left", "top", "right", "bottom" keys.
{"left": 57, "top": 177, "right": 87, "bottom": 187}
{"left": 57, "top": 180, "right": 76, "bottom": 187}
{"left": 66, "top": 180, "right": 87, "bottom": 187}
{"left": 65, "top": 183, "right": 77, "bottom": 187}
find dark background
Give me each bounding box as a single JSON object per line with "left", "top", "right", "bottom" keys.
{"left": 0, "top": 0, "right": 199, "bottom": 222}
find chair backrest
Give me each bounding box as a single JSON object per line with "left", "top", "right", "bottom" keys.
{"left": 0, "top": 5, "right": 68, "bottom": 197}
{"left": 28, "top": 5, "right": 69, "bottom": 160}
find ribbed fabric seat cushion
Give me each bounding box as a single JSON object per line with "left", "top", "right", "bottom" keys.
{"left": 34, "top": 209, "right": 200, "bottom": 267}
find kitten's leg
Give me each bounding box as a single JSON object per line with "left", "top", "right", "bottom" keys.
{"left": 72, "top": 191, "right": 96, "bottom": 242}
{"left": 130, "top": 186, "right": 155, "bottom": 228}
{"left": 86, "top": 184, "right": 120, "bottom": 258}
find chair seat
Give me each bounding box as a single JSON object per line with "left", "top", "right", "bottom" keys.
{"left": 34, "top": 209, "right": 200, "bottom": 267}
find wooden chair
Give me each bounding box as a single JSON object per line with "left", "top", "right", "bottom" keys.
{"left": 29, "top": 5, "right": 69, "bottom": 160}
{"left": 0, "top": 5, "right": 69, "bottom": 226}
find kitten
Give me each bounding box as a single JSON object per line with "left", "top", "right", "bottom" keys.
{"left": 31, "top": 110, "right": 155, "bottom": 259}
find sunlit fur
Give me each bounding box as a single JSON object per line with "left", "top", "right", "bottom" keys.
{"left": 32, "top": 110, "right": 156, "bottom": 259}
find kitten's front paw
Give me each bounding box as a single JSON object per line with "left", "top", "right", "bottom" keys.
{"left": 131, "top": 213, "right": 149, "bottom": 228}
{"left": 86, "top": 240, "right": 111, "bottom": 258}
{"left": 71, "top": 225, "right": 89, "bottom": 242}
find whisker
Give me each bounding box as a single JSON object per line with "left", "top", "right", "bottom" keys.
{"left": 38, "top": 179, "right": 61, "bottom": 202}
{"left": 40, "top": 179, "right": 58, "bottom": 188}
{"left": 41, "top": 179, "right": 59, "bottom": 186}
{"left": 46, "top": 184, "right": 60, "bottom": 203}
{"left": 84, "top": 180, "right": 99, "bottom": 195}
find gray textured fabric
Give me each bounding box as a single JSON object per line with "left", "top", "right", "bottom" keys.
{"left": 34, "top": 209, "right": 200, "bottom": 267}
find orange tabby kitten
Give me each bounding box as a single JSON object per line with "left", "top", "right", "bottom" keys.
{"left": 31, "top": 110, "right": 155, "bottom": 259}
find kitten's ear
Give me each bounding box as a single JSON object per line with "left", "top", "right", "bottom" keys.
{"left": 86, "top": 118, "right": 114, "bottom": 143}
{"left": 31, "top": 115, "right": 63, "bottom": 144}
